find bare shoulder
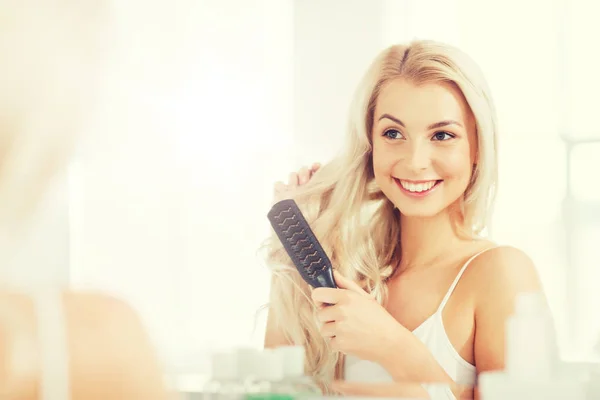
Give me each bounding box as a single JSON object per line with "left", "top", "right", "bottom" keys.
{"left": 64, "top": 291, "right": 169, "bottom": 399}
{"left": 64, "top": 291, "right": 144, "bottom": 328}
{"left": 0, "top": 290, "right": 169, "bottom": 399}
{"left": 64, "top": 291, "right": 152, "bottom": 350}
{"left": 468, "top": 246, "right": 542, "bottom": 289}
{"left": 465, "top": 246, "right": 546, "bottom": 373}
{"left": 466, "top": 245, "right": 544, "bottom": 311}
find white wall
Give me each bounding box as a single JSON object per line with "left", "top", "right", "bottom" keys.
{"left": 69, "top": 0, "right": 296, "bottom": 373}
{"left": 293, "top": 0, "right": 386, "bottom": 163}
{"left": 3, "top": 171, "right": 70, "bottom": 287}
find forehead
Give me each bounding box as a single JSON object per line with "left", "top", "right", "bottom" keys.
{"left": 374, "top": 79, "right": 472, "bottom": 126}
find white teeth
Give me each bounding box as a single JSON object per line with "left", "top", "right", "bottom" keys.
{"left": 399, "top": 180, "right": 437, "bottom": 193}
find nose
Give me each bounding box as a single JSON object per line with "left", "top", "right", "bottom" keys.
{"left": 405, "top": 141, "right": 431, "bottom": 172}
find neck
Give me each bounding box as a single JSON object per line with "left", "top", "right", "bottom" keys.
{"left": 398, "top": 209, "right": 466, "bottom": 272}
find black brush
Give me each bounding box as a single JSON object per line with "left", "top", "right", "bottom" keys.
{"left": 267, "top": 199, "right": 336, "bottom": 288}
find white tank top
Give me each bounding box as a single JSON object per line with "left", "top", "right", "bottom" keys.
{"left": 0, "top": 288, "right": 69, "bottom": 399}
{"left": 345, "top": 248, "right": 496, "bottom": 386}
{"left": 32, "top": 288, "right": 70, "bottom": 400}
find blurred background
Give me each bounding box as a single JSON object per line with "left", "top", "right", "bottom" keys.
{"left": 7, "top": 0, "right": 599, "bottom": 377}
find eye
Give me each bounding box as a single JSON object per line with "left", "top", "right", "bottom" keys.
{"left": 432, "top": 131, "right": 454, "bottom": 141}
{"left": 383, "top": 129, "right": 404, "bottom": 140}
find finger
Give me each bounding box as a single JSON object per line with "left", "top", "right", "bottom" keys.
{"left": 288, "top": 172, "right": 299, "bottom": 187}
{"left": 311, "top": 287, "right": 344, "bottom": 306}
{"left": 327, "top": 335, "right": 343, "bottom": 353}
{"left": 316, "top": 303, "right": 339, "bottom": 322}
{"left": 297, "top": 166, "right": 310, "bottom": 185}
{"left": 273, "top": 182, "right": 288, "bottom": 203}
{"left": 320, "top": 321, "right": 336, "bottom": 338}
{"left": 273, "top": 181, "right": 286, "bottom": 194}
{"left": 310, "top": 162, "right": 321, "bottom": 174}
{"left": 333, "top": 270, "right": 368, "bottom": 296}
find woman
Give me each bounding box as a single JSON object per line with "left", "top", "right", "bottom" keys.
{"left": 264, "top": 40, "right": 545, "bottom": 398}
{"left": 0, "top": 3, "right": 169, "bottom": 399}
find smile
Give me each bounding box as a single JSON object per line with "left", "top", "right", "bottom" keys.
{"left": 394, "top": 178, "right": 442, "bottom": 197}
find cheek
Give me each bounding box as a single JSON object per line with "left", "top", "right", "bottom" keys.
{"left": 372, "top": 141, "right": 395, "bottom": 178}
{"left": 435, "top": 149, "right": 473, "bottom": 182}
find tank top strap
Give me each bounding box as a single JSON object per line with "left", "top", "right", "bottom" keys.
{"left": 436, "top": 246, "right": 499, "bottom": 313}
{"left": 32, "top": 288, "right": 70, "bottom": 400}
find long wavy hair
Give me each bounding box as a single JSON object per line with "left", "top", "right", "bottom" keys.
{"left": 265, "top": 39, "right": 499, "bottom": 391}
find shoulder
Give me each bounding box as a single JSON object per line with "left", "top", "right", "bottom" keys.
{"left": 468, "top": 245, "right": 542, "bottom": 290}
{"left": 63, "top": 290, "right": 157, "bottom": 356}
{"left": 63, "top": 291, "right": 168, "bottom": 399}
{"left": 64, "top": 291, "right": 144, "bottom": 328}
{"left": 464, "top": 246, "right": 546, "bottom": 372}
{"left": 466, "top": 245, "right": 544, "bottom": 313}
{"left": 0, "top": 290, "right": 168, "bottom": 399}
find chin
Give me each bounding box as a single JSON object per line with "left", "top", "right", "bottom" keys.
{"left": 395, "top": 205, "right": 446, "bottom": 219}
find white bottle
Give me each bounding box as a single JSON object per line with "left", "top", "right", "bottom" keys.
{"left": 236, "top": 347, "right": 260, "bottom": 394}
{"left": 202, "top": 351, "right": 243, "bottom": 400}
{"left": 505, "top": 291, "right": 557, "bottom": 381}
{"left": 479, "top": 291, "right": 585, "bottom": 400}
{"left": 586, "top": 333, "right": 600, "bottom": 400}
{"left": 277, "top": 346, "right": 321, "bottom": 397}
{"left": 246, "top": 349, "right": 288, "bottom": 400}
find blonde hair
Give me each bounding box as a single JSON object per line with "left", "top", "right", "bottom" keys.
{"left": 0, "top": 2, "right": 107, "bottom": 256}
{"left": 265, "top": 40, "right": 498, "bottom": 390}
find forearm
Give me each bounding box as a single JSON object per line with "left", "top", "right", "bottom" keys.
{"left": 379, "top": 367, "right": 463, "bottom": 399}
{"left": 377, "top": 327, "right": 463, "bottom": 397}
{"left": 378, "top": 325, "right": 451, "bottom": 381}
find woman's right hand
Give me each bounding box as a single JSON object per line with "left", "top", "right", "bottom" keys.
{"left": 273, "top": 162, "right": 321, "bottom": 203}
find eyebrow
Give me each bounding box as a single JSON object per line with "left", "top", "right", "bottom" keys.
{"left": 378, "top": 113, "right": 464, "bottom": 130}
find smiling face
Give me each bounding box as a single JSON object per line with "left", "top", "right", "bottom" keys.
{"left": 371, "top": 78, "right": 478, "bottom": 218}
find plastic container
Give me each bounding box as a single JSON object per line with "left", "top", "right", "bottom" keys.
{"left": 236, "top": 347, "right": 260, "bottom": 393}
{"left": 245, "top": 349, "right": 292, "bottom": 400}
{"left": 586, "top": 333, "right": 600, "bottom": 400}
{"left": 479, "top": 370, "right": 585, "bottom": 400}
{"left": 277, "top": 346, "right": 321, "bottom": 397}
{"left": 202, "top": 351, "right": 243, "bottom": 400}
{"left": 479, "top": 292, "right": 585, "bottom": 400}
{"left": 505, "top": 292, "right": 558, "bottom": 381}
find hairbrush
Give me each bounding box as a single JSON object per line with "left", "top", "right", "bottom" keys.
{"left": 267, "top": 199, "right": 336, "bottom": 288}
